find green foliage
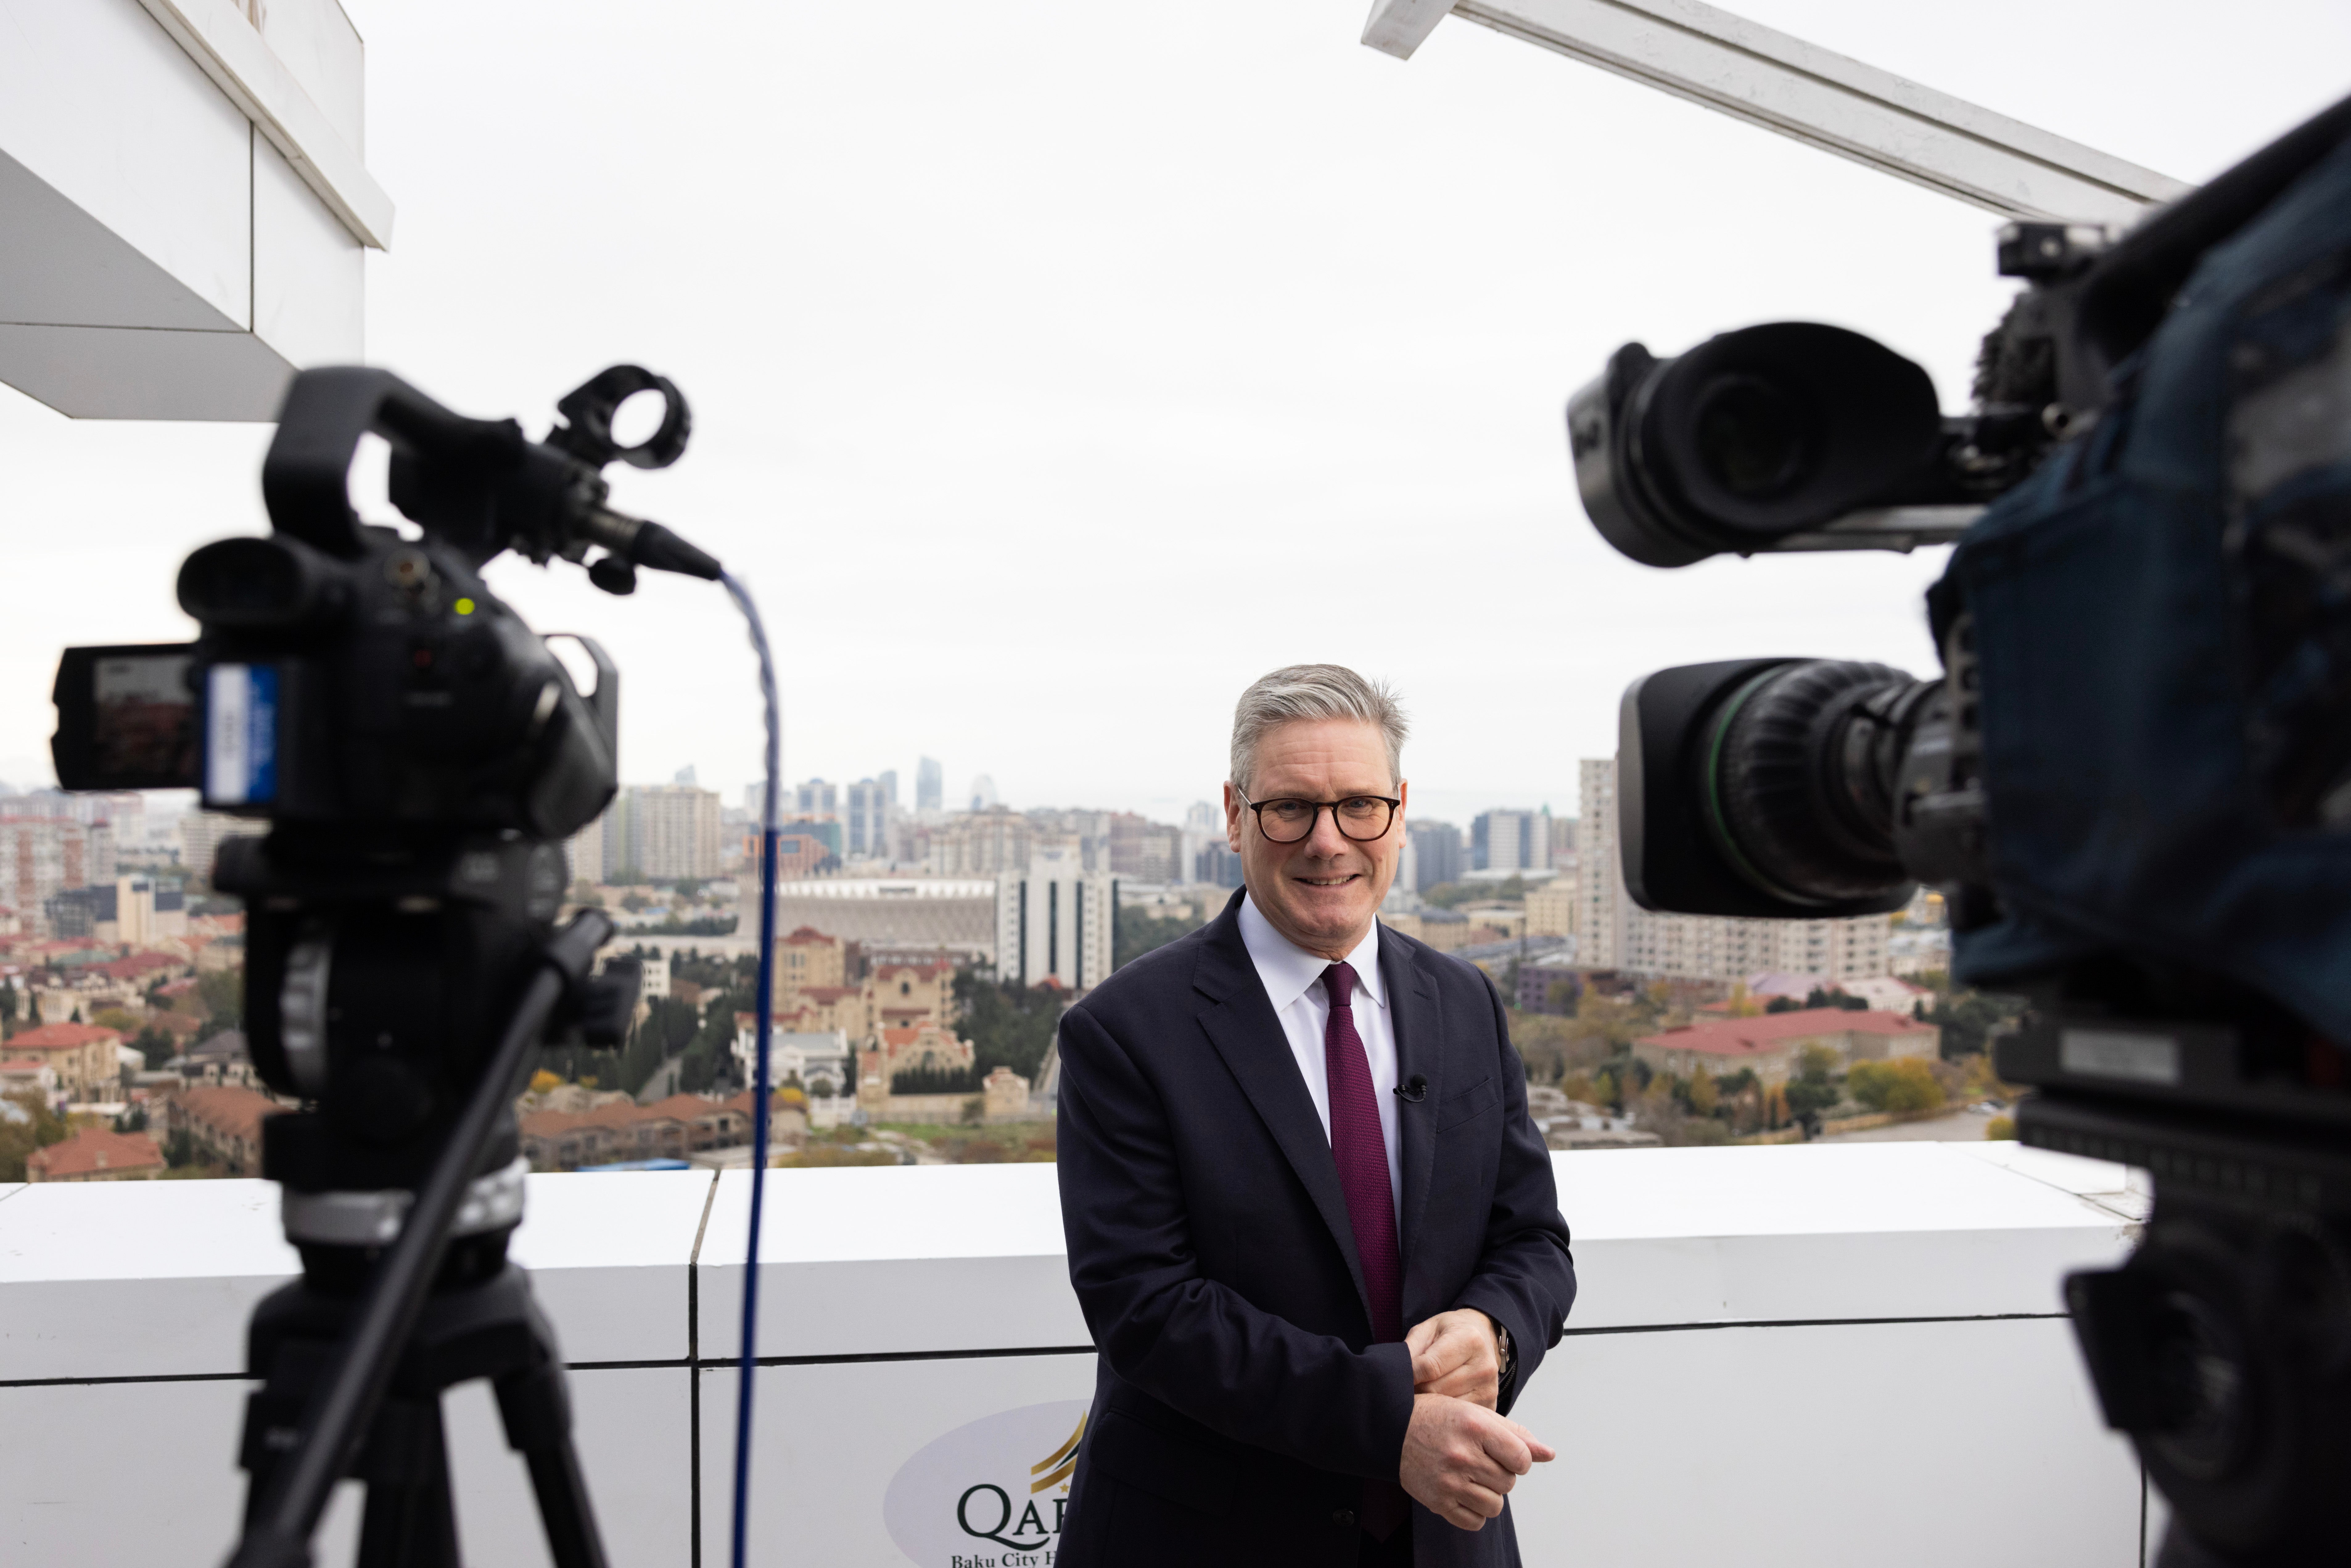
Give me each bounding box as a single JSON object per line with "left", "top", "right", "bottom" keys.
{"left": 1847, "top": 1058, "right": 1946, "bottom": 1114}
{"left": 0, "top": 978, "right": 15, "bottom": 1022}
{"left": 0, "top": 1090, "right": 68, "bottom": 1181}
{"left": 671, "top": 879, "right": 705, "bottom": 901}
{"left": 1764, "top": 995, "right": 1800, "bottom": 1013}
{"left": 637, "top": 916, "right": 739, "bottom": 936}
{"left": 132, "top": 1027, "right": 176, "bottom": 1069}
{"left": 1804, "top": 988, "right": 1869, "bottom": 1011}
{"left": 1783, "top": 1045, "right": 1843, "bottom": 1123}
{"left": 539, "top": 1044, "right": 624, "bottom": 1093}
{"left": 1508, "top": 994, "right": 1659, "bottom": 1083}
{"left": 164, "top": 1128, "right": 196, "bottom": 1167}
{"left": 1115, "top": 908, "right": 1202, "bottom": 970}
{"left": 1922, "top": 987, "right": 2027, "bottom": 1059}
{"left": 1984, "top": 1114, "right": 2017, "bottom": 1140}
{"left": 196, "top": 968, "right": 243, "bottom": 1031}
{"left": 953, "top": 971, "right": 1066, "bottom": 1082}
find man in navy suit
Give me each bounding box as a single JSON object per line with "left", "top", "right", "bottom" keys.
{"left": 1055, "top": 665, "right": 1577, "bottom": 1568}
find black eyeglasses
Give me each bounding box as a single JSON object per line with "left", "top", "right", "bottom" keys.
{"left": 1236, "top": 790, "right": 1401, "bottom": 844}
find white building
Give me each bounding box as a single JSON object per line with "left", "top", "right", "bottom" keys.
{"left": 0, "top": 0, "right": 386, "bottom": 420}
{"left": 0, "top": 818, "right": 118, "bottom": 921}
{"left": 994, "top": 847, "right": 1111, "bottom": 991}
{"left": 601, "top": 784, "right": 722, "bottom": 882}
{"left": 730, "top": 1027, "right": 853, "bottom": 1097}
{"left": 1576, "top": 758, "right": 1892, "bottom": 984}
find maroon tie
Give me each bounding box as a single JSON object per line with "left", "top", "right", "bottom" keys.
{"left": 1323, "top": 963, "right": 1410, "bottom": 1541}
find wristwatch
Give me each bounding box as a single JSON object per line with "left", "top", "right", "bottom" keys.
{"left": 1490, "top": 1315, "right": 1516, "bottom": 1393}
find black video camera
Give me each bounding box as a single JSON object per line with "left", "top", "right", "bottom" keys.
{"left": 1575, "top": 97, "right": 2351, "bottom": 1567}
{"left": 48, "top": 364, "right": 718, "bottom": 1197}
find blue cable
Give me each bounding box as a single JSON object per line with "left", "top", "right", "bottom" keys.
{"left": 722, "top": 571, "right": 781, "bottom": 1568}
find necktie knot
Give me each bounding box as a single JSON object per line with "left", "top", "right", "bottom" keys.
{"left": 1321, "top": 962, "right": 1357, "bottom": 1010}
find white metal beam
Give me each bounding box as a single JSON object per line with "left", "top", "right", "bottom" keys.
{"left": 1362, "top": 0, "right": 2190, "bottom": 224}
{"left": 135, "top": 0, "right": 393, "bottom": 249}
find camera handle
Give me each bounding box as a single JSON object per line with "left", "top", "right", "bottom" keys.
{"left": 224, "top": 909, "right": 616, "bottom": 1568}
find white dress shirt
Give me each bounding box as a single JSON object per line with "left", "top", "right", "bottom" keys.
{"left": 1236, "top": 893, "right": 1403, "bottom": 1221}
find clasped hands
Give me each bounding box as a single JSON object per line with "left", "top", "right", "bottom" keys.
{"left": 1397, "top": 1309, "right": 1555, "bottom": 1532}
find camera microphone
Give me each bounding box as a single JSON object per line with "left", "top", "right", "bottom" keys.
{"left": 579, "top": 505, "right": 724, "bottom": 582}
{"left": 1394, "top": 1076, "right": 1428, "bottom": 1103}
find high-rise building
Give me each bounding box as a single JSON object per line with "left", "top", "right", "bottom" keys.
{"left": 566, "top": 817, "right": 605, "bottom": 886}
{"left": 927, "top": 807, "right": 1031, "bottom": 876}
{"left": 605, "top": 784, "right": 723, "bottom": 881}
{"left": 1471, "top": 809, "right": 1546, "bottom": 874}
{"left": 995, "top": 844, "right": 1113, "bottom": 989}
{"left": 845, "top": 778, "right": 890, "bottom": 859}
{"left": 878, "top": 771, "right": 899, "bottom": 808}
{"left": 793, "top": 778, "right": 838, "bottom": 819}
{"left": 1406, "top": 821, "right": 1464, "bottom": 891}
{"left": 969, "top": 774, "right": 998, "bottom": 811}
{"left": 916, "top": 758, "right": 944, "bottom": 814}
{"left": 1106, "top": 814, "right": 1181, "bottom": 882}
{"left": 1576, "top": 758, "right": 1890, "bottom": 982}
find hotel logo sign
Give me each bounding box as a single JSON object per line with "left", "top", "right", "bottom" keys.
{"left": 883, "top": 1399, "right": 1089, "bottom": 1567}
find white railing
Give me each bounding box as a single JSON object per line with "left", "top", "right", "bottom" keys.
{"left": 0, "top": 1142, "right": 2151, "bottom": 1566}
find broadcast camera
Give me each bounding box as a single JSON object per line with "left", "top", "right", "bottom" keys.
{"left": 47, "top": 364, "right": 736, "bottom": 1568}
{"left": 1572, "top": 97, "right": 2351, "bottom": 1568}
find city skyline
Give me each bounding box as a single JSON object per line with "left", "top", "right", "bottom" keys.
{"left": 1, "top": 5, "right": 2340, "bottom": 818}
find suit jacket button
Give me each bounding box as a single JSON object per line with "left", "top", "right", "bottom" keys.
{"left": 1333, "top": 1508, "right": 1357, "bottom": 1529}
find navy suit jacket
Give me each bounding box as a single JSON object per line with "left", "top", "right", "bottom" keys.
{"left": 1054, "top": 891, "right": 1576, "bottom": 1568}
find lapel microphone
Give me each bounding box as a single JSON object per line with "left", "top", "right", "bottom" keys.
{"left": 1394, "top": 1075, "right": 1428, "bottom": 1103}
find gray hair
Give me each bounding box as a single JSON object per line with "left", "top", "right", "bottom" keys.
{"left": 1229, "top": 665, "right": 1409, "bottom": 795}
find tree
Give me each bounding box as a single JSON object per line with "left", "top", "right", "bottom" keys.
{"left": 1115, "top": 909, "right": 1201, "bottom": 970}
{"left": 132, "top": 1026, "right": 175, "bottom": 1070}
{"left": 196, "top": 968, "right": 244, "bottom": 1030}
{"left": 0, "top": 977, "right": 15, "bottom": 1022}
{"left": 953, "top": 971, "right": 1066, "bottom": 1082}
{"left": 1686, "top": 1067, "right": 1718, "bottom": 1117}
{"left": 1782, "top": 1045, "right": 1843, "bottom": 1128}
{"left": 1922, "top": 987, "right": 2027, "bottom": 1059}
{"left": 0, "top": 1089, "right": 68, "bottom": 1182}
{"left": 1846, "top": 1058, "right": 1945, "bottom": 1115}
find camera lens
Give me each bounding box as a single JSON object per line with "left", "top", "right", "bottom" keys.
{"left": 1693, "top": 375, "right": 1815, "bottom": 499}
{"left": 1700, "top": 659, "right": 1935, "bottom": 907}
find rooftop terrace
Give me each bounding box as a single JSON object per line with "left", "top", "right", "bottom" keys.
{"left": 0, "top": 1143, "right": 2156, "bottom": 1565}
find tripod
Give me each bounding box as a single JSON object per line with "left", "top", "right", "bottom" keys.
{"left": 220, "top": 843, "right": 632, "bottom": 1568}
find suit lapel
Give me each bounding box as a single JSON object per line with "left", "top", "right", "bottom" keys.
{"left": 1381, "top": 935, "right": 1445, "bottom": 1287}
{"left": 1191, "top": 900, "right": 1372, "bottom": 1321}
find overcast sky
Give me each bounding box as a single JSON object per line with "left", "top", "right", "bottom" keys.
{"left": 3, "top": 1, "right": 2346, "bottom": 828}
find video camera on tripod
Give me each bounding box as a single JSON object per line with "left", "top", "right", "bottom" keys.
{"left": 48, "top": 364, "right": 742, "bottom": 1568}
{"left": 1569, "top": 97, "right": 2351, "bottom": 1567}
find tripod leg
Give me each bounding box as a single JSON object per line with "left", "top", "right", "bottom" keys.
{"left": 355, "top": 1394, "right": 462, "bottom": 1568}
{"left": 496, "top": 1358, "right": 610, "bottom": 1568}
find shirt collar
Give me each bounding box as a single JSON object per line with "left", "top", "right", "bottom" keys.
{"left": 1237, "top": 893, "right": 1386, "bottom": 1014}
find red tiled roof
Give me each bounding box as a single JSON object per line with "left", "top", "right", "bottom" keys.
{"left": 172, "top": 1084, "right": 282, "bottom": 1141}
{"left": 7, "top": 1022, "right": 123, "bottom": 1050}
{"left": 28, "top": 1129, "right": 165, "bottom": 1179}
{"left": 780, "top": 926, "right": 839, "bottom": 947}
{"left": 1637, "top": 1007, "right": 1935, "bottom": 1057}
{"left": 799, "top": 986, "right": 858, "bottom": 1004}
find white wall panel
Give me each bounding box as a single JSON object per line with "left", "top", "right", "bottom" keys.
{"left": 254, "top": 135, "right": 364, "bottom": 373}
{"left": 0, "top": 0, "right": 252, "bottom": 326}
